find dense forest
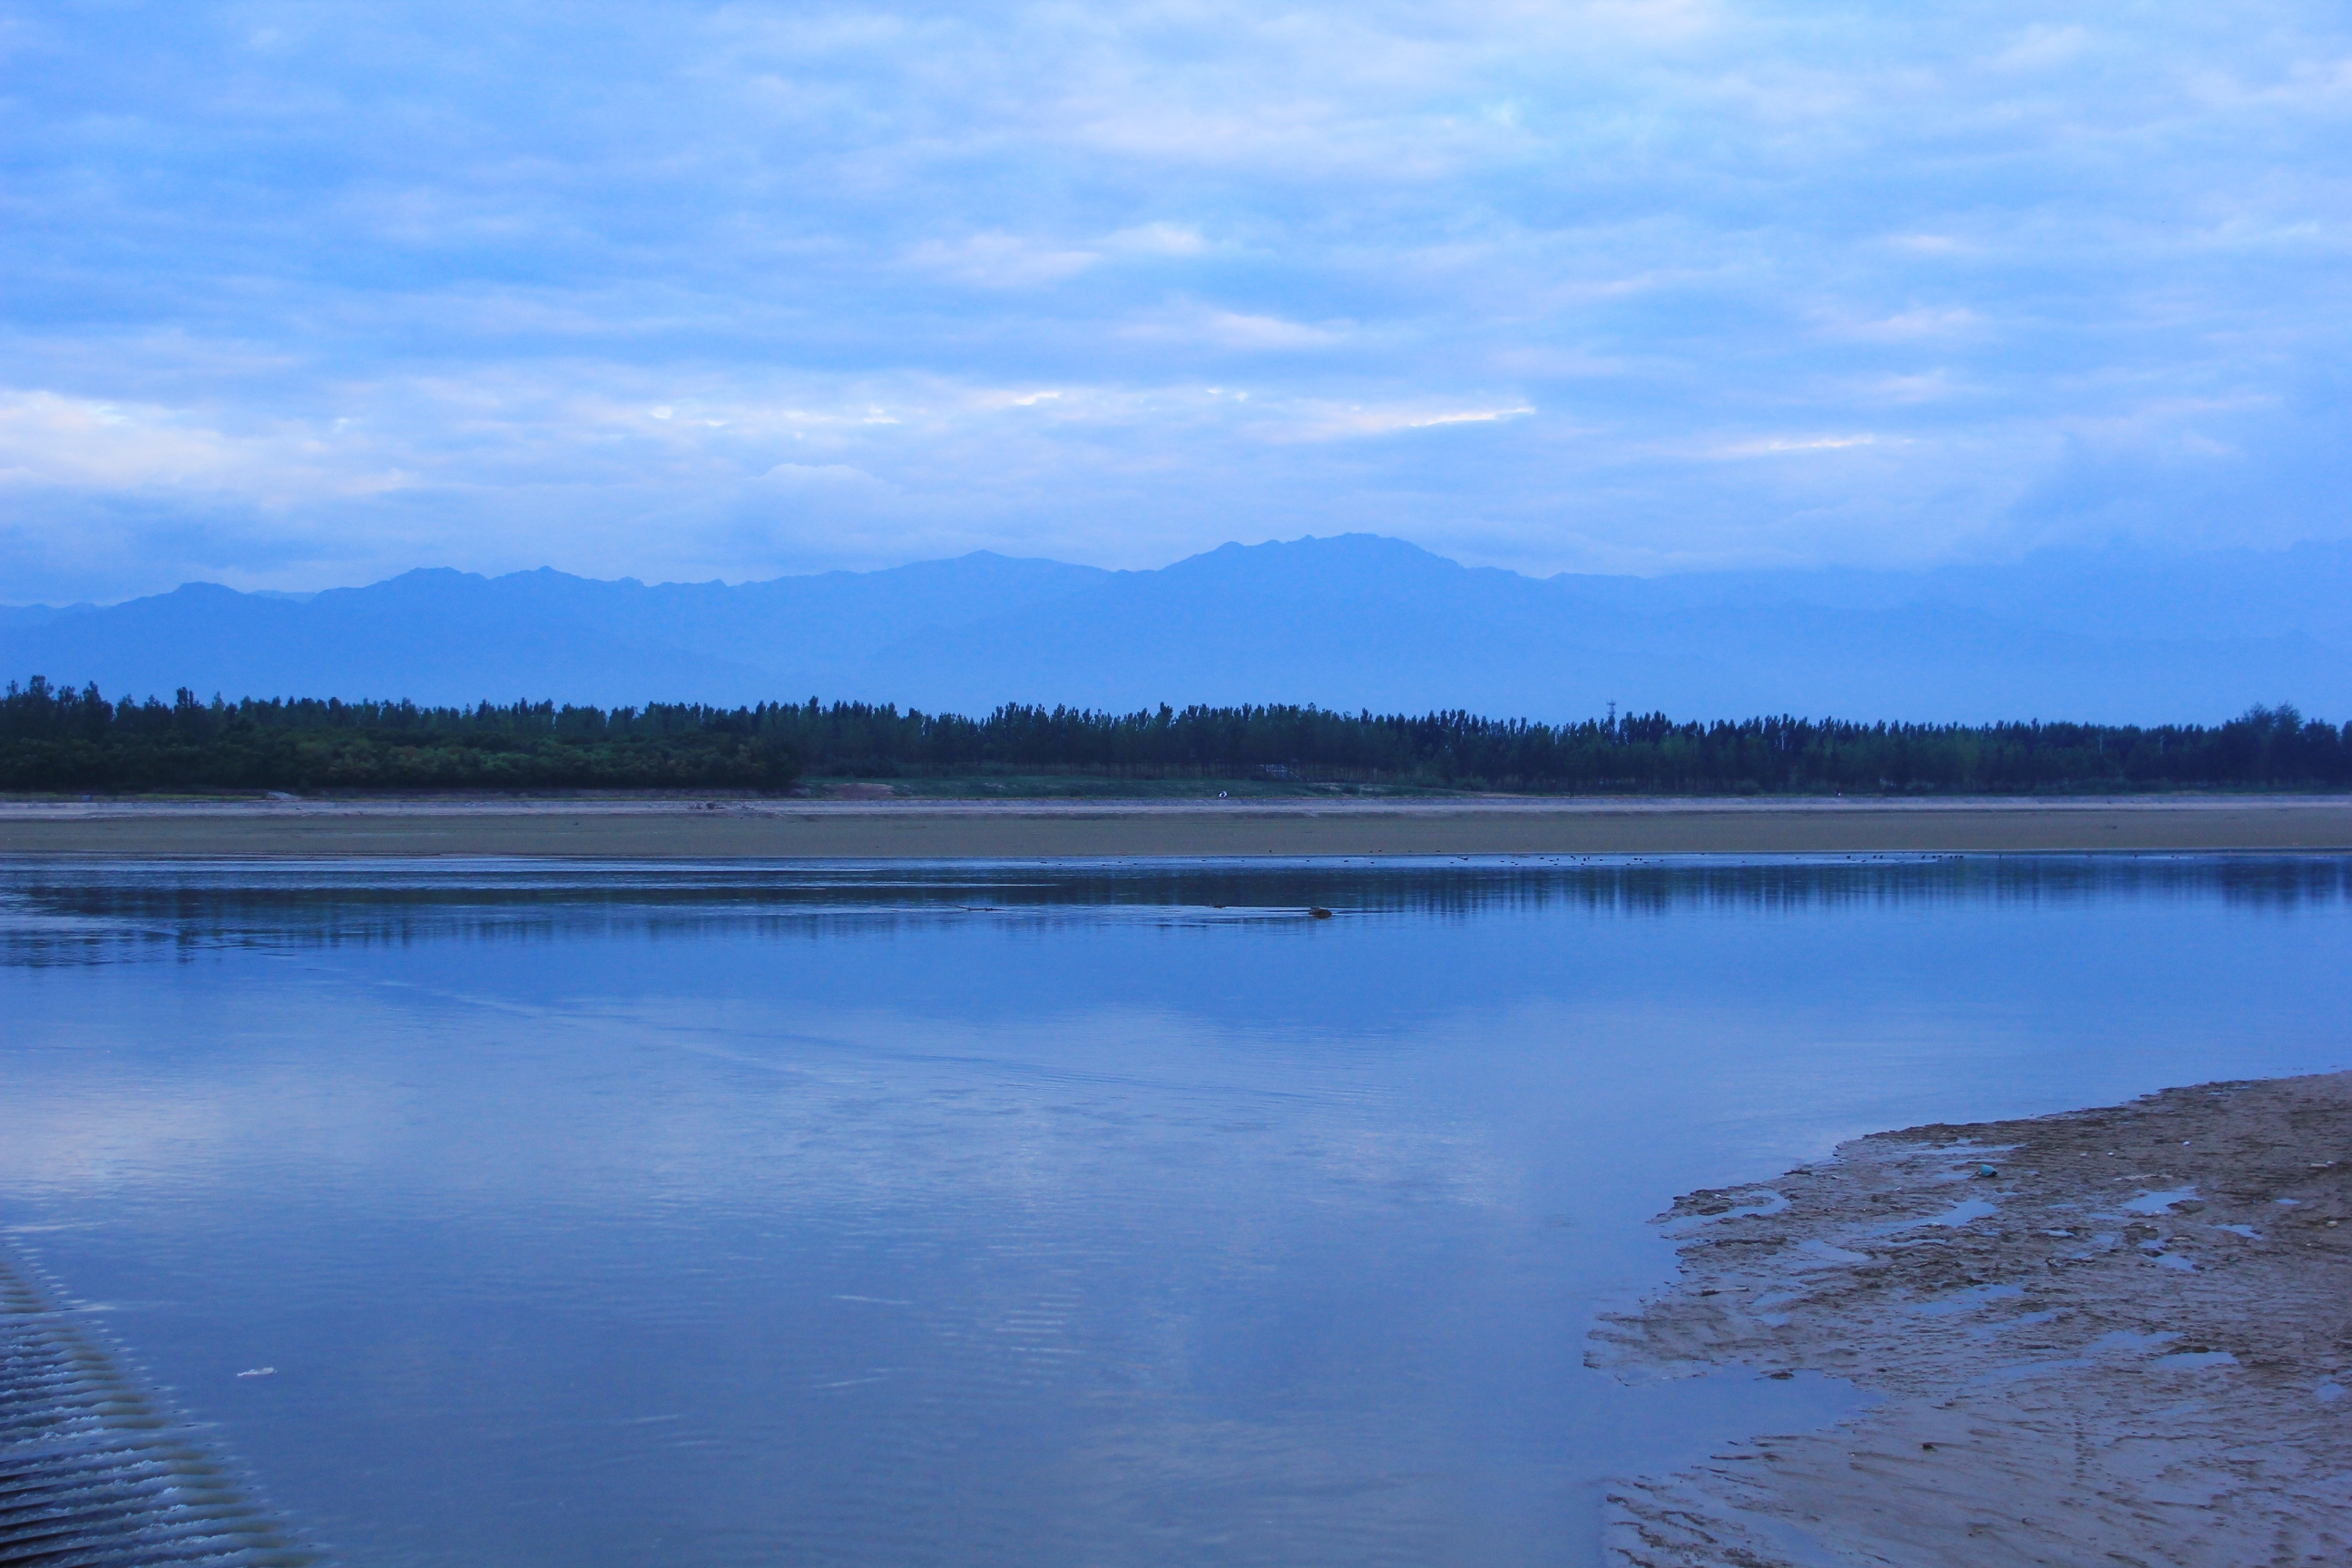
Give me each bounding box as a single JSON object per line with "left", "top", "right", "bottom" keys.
{"left": 0, "top": 679, "right": 800, "bottom": 792}
{"left": 4, "top": 676, "right": 2348, "bottom": 794}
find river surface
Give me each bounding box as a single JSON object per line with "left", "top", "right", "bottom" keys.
{"left": 4, "top": 855, "right": 2348, "bottom": 1567}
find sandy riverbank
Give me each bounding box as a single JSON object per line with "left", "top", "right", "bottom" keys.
{"left": 1, "top": 795, "right": 2349, "bottom": 858}
{"left": 1592, "top": 1072, "right": 2352, "bottom": 1566}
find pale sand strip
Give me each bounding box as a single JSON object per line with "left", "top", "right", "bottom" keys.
{"left": 0, "top": 796, "right": 2349, "bottom": 858}
{"left": 1592, "top": 1072, "right": 2352, "bottom": 1567}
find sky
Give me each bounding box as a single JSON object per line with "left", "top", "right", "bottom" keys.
{"left": 4, "top": 0, "right": 2349, "bottom": 603}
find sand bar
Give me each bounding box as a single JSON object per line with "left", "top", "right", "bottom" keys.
{"left": 1592, "top": 1072, "right": 2352, "bottom": 1567}
{"left": 0, "top": 794, "right": 2349, "bottom": 858}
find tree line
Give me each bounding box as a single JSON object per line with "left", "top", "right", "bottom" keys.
{"left": 0, "top": 679, "right": 799, "bottom": 792}
{"left": 4, "top": 676, "right": 2348, "bottom": 794}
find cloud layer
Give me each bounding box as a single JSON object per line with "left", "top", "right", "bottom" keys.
{"left": 5, "top": 0, "right": 2348, "bottom": 598}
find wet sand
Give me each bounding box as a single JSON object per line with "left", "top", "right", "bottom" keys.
{"left": 1, "top": 795, "right": 2349, "bottom": 858}
{"left": 1592, "top": 1072, "right": 2352, "bottom": 1567}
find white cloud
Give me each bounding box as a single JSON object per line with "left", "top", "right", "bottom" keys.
{"left": 0, "top": 390, "right": 410, "bottom": 500}
{"left": 1207, "top": 311, "right": 1344, "bottom": 350}
{"left": 902, "top": 232, "right": 1100, "bottom": 288}
{"left": 1864, "top": 370, "right": 1963, "bottom": 405}
{"left": 754, "top": 461, "right": 885, "bottom": 488}
{"left": 1831, "top": 307, "right": 1984, "bottom": 341}
{"left": 1121, "top": 307, "right": 1347, "bottom": 351}
{"left": 1710, "top": 434, "right": 1880, "bottom": 458}
{"left": 1267, "top": 398, "right": 1537, "bottom": 441}
{"left": 1993, "top": 24, "right": 2092, "bottom": 72}
{"left": 1104, "top": 221, "right": 1208, "bottom": 257}
{"left": 1882, "top": 233, "right": 1975, "bottom": 257}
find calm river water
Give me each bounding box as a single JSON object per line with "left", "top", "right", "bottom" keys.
{"left": 4, "top": 855, "right": 2348, "bottom": 1567}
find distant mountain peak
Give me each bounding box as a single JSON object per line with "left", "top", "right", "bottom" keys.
{"left": 4, "top": 534, "right": 2347, "bottom": 721}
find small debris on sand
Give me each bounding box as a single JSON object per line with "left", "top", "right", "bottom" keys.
{"left": 1592, "top": 1071, "right": 2352, "bottom": 1566}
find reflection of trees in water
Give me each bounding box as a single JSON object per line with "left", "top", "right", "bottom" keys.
{"left": 5, "top": 857, "right": 2347, "bottom": 966}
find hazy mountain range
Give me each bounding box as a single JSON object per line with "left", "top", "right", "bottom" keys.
{"left": 6, "top": 534, "right": 2349, "bottom": 724}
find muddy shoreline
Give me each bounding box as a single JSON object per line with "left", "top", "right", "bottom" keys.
{"left": 3, "top": 795, "right": 2349, "bottom": 858}
{"left": 1592, "top": 1072, "right": 2352, "bottom": 1566}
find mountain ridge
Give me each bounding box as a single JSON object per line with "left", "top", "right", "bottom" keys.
{"left": 5, "top": 534, "right": 2346, "bottom": 723}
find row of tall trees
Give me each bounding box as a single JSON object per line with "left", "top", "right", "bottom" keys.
{"left": 0, "top": 680, "right": 799, "bottom": 791}
{"left": 4, "top": 676, "right": 2347, "bottom": 793}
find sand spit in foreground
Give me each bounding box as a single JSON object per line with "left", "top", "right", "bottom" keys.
{"left": 2, "top": 794, "right": 2350, "bottom": 858}
{"left": 1592, "top": 1071, "right": 2352, "bottom": 1567}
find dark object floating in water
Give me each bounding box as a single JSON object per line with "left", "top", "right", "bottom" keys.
{"left": 1, "top": 1249, "right": 321, "bottom": 1566}
{"left": 1308, "top": 906, "right": 1334, "bottom": 919}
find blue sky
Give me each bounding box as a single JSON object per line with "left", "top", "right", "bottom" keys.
{"left": 5, "top": 0, "right": 2348, "bottom": 601}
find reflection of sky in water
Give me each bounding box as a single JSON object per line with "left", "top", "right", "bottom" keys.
{"left": 2, "top": 857, "right": 2348, "bottom": 1568}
